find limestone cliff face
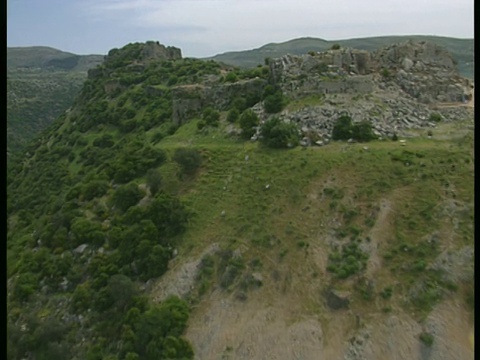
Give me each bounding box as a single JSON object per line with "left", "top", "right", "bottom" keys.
{"left": 373, "top": 40, "right": 472, "bottom": 103}
{"left": 267, "top": 40, "right": 472, "bottom": 104}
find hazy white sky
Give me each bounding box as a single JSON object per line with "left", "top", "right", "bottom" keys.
{"left": 7, "top": 0, "right": 474, "bottom": 57}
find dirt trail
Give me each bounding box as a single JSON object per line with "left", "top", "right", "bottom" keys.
{"left": 363, "top": 199, "right": 393, "bottom": 278}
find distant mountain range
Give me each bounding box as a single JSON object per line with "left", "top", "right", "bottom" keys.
{"left": 207, "top": 35, "right": 474, "bottom": 79}
{"left": 7, "top": 46, "right": 104, "bottom": 71}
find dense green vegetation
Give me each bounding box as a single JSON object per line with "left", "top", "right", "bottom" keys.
{"left": 7, "top": 47, "right": 103, "bottom": 153}
{"left": 331, "top": 114, "right": 376, "bottom": 142}
{"left": 7, "top": 41, "right": 474, "bottom": 359}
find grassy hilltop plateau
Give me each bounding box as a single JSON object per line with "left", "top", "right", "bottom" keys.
{"left": 7, "top": 40, "right": 474, "bottom": 359}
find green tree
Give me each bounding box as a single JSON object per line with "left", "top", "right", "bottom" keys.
{"left": 227, "top": 108, "right": 240, "bottom": 123}
{"left": 106, "top": 274, "right": 139, "bottom": 310}
{"left": 202, "top": 107, "right": 220, "bottom": 127}
{"left": 352, "top": 121, "right": 376, "bottom": 142}
{"left": 332, "top": 115, "right": 353, "bottom": 140}
{"left": 145, "top": 169, "right": 163, "bottom": 196}
{"left": 111, "top": 183, "right": 145, "bottom": 213}
{"left": 230, "top": 97, "right": 247, "bottom": 112}
{"left": 260, "top": 117, "right": 299, "bottom": 148}
{"left": 239, "top": 109, "right": 259, "bottom": 139}
{"left": 264, "top": 91, "right": 286, "bottom": 113}
{"left": 225, "top": 72, "right": 238, "bottom": 83}
{"left": 70, "top": 218, "right": 105, "bottom": 247}
{"left": 172, "top": 148, "right": 202, "bottom": 176}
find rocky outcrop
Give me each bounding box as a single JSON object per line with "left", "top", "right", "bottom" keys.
{"left": 267, "top": 40, "right": 473, "bottom": 105}
{"left": 140, "top": 41, "right": 182, "bottom": 62}
{"left": 374, "top": 40, "right": 473, "bottom": 104}
{"left": 374, "top": 40, "right": 457, "bottom": 71}
{"left": 246, "top": 40, "right": 474, "bottom": 143}
{"left": 172, "top": 78, "right": 267, "bottom": 124}
{"left": 324, "top": 288, "right": 351, "bottom": 310}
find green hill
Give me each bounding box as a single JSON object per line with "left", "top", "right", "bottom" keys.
{"left": 7, "top": 41, "right": 474, "bottom": 359}
{"left": 7, "top": 46, "right": 104, "bottom": 71}
{"left": 7, "top": 47, "right": 104, "bottom": 154}
{"left": 208, "top": 35, "right": 474, "bottom": 79}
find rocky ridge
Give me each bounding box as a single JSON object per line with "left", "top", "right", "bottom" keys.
{"left": 257, "top": 40, "right": 474, "bottom": 143}
{"left": 169, "top": 40, "right": 473, "bottom": 143}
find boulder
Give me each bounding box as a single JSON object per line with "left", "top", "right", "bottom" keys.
{"left": 325, "top": 288, "right": 351, "bottom": 310}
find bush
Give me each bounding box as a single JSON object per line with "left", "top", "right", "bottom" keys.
{"left": 93, "top": 134, "right": 115, "bottom": 148}
{"left": 227, "top": 108, "right": 240, "bottom": 123}
{"left": 429, "top": 112, "right": 442, "bottom": 122}
{"left": 70, "top": 218, "right": 105, "bottom": 247}
{"left": 260, "top": 117, "right": 299, "bottom": 148}
{"left": 352, "top": 120, "right": 376, "bottom": 142}
{"left": 145, "top": 169, "right": 163, "bottom": 196}
{"left": 225, "top": 72, "right": 238, "bottom": 83}
{"left": 419, "top": 332, "right": 434, "bottom": 347}
{"left": 332, "top": 115, "right": 376, "bottom": 142}
{"left": 332, "top": 115, "right": 353, "bottom": 140}
{"left": 264, "top": 91, "right": 286, "bottom": 113}
{"left": 331, "top": 44, "right": 341, "bottom": 50}
{"left": 239, "top": 109, "right": 259, "bottom": 139}
{"left": 111, "top": 183, "right": 145, "bottom": 213}
{"left": 202, "top": 107, "right": 220, "bottom": 127}
{"left": 172, "top": 148, "right": 202, "bottom": 175}
{"left": 230, "top": 97, "right": 247, "bottom": 112}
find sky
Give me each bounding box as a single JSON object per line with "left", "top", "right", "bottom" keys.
{"left": 7, "top": 0, "right": 474, "bottom": 58}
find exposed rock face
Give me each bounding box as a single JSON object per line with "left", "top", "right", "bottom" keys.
{"left": 325, "top": 288, "right": 351, "bottom": 310}
{"left": 374, "top": 40, "right": 456, "bottom": 70}
{"left": 268, "top": 40, "right": 473, "bottom": 106}
{"left": 172, "top": 78, "right": 267, "bottom": 125}
{"left": 374, "top": 40, "right": 473, "bottom": 104}
{"left": 248, "top": 40, "right": 474, "bottom": 143}
{"left": 140, "top": 41, "right": 182, "bottom": 62}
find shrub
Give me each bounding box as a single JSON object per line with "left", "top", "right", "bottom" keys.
{"left": 225, "top": 72, "right": 238, "bottom": 83}
{"left": 352, "top": 120, "right": 376, "bottom": 142}
{"left": 331, "top": 44, "right": 341, "bottom": 50}
{"left": 380, "top": 286, "right": 393, "bottom": 299}
{"left": 264, "top": 90, "right": 286, "bottom": 113}
{"left": 428, "top": 112, "right": 442, "bottom": 122}
{"left": 172, "top": 148, "right": 202, "bottom": 175}
{"left": 332, "top": 115, "right": 375, "bottom": 142}
{"left": 239, "top": 109, "right": 259, "bottom": 139}
{"left": 381, "top": 68, "right": 391, "bottom": 79}
{"left": 145, "top": 169, "right": 163, "bottom": 196}
{"left": 419, "top": 332, "right": 434, "bottom": 347}
{"left": 111, "top": 183, "right": 145, "bottom": 213}
{"left": 227, "top": 108, "right": 240, "bottom": 123}
{"left": 260, "top": 117, "right": 299, "bottom": 148}
{"left": 70, "top": 218, "right": 105, "bottom": 247}
{"left": 332, "top": 115, "right": 353, "bottom": 140}
{"left": 202, "top": 107, "right": 220, "bottom": 127}
{"left": 230, "top": 97, "right": 247, "bottom": 112}
{"left": 93, "top": 134, "right": 115, "bottom": 148}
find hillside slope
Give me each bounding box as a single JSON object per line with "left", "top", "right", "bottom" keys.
{"left": 7, "top": 47, "right": 104, "bottom": 153}
{"left": 7, "top": 41, "right": 473, "bottom": 360}
{"left": 208, "top": 35, "right": 474, "bottom": 79}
